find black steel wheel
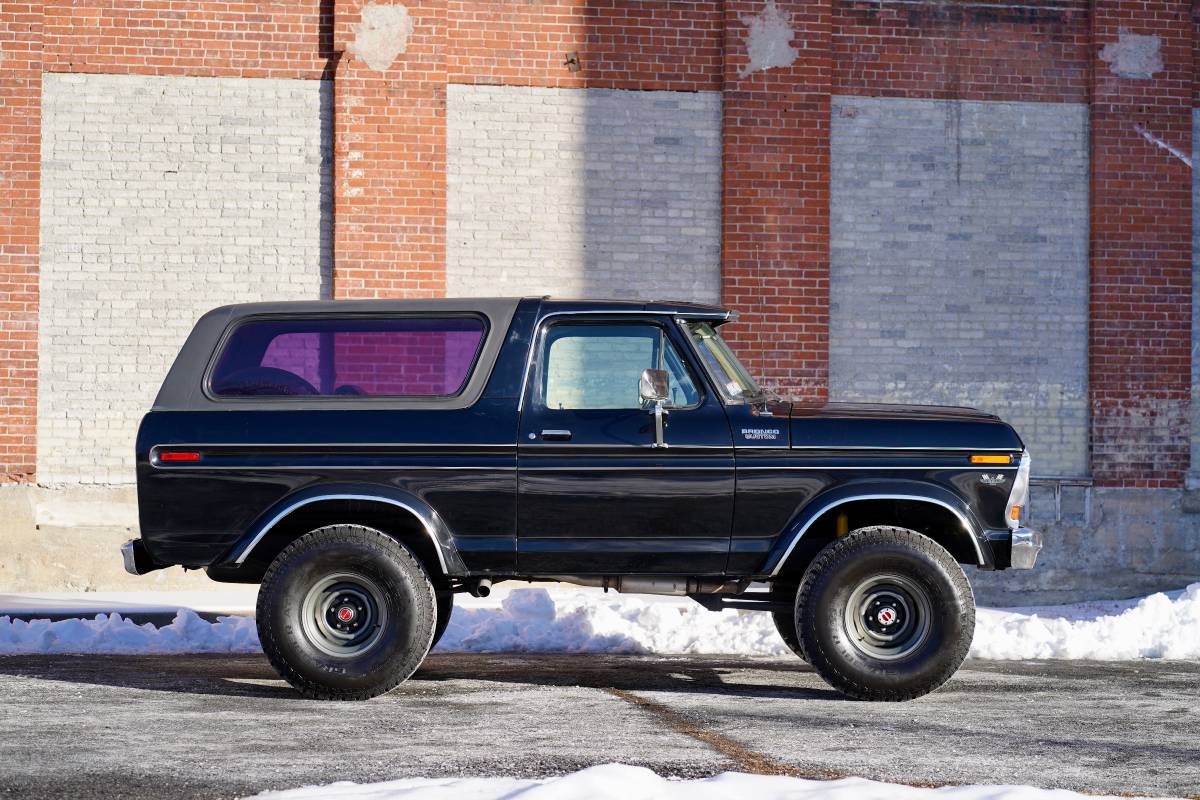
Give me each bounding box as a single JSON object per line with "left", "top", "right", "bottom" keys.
{"left": 257, "top": 524, "right": 437, "bottom": 700}
{"left": 796, "top": 526, "right": 975, "bottom": 701}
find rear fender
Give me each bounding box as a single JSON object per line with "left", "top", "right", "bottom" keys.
{"left": 214, "top": 482, "right": 466, "bottom": 575}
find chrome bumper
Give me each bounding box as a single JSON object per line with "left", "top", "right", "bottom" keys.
{"left": 1009, "top": 527, "right": 1043, "bottom": 570}
{"left": 121, "top": 539, "right": 160, "bottom": 576}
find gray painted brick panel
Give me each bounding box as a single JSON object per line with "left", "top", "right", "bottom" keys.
{"left": 830, "top": 96, "right": 1089, "bottom": 477}
{"left": 446, "top": 84, "right": 721, "bottom": 303}
{"left": 38, "top": 73, "right": 331, "bottom": 485}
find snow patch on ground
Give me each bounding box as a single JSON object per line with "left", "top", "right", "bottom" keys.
{"left": 248, "top": 763, "right": 1162, "bottom": 800}
{"left": 1, "top": 584, "right": 1197, "bottom": 660}
{"left": 0, "top": 610, "right": 259, "bottom": 655}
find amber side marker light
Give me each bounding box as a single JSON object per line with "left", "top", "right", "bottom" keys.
{"left": 1009, "top": 505, "right": 1023, "bottom": 522}
{"left": 970, "top": 454, "right": 1012, "bottom": 465}
{"left": 159, "top": 451, "right": 201, "bottom": 463}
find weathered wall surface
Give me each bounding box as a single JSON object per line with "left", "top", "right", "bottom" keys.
{"left": 38, "top": 73, "right": 330, "bottom": 485}
{"left": 1192, "top": 107, "right": 1200, "bottom": 489}
{"left": 445, "top": 84, "right": 722, "bottom": 302}
{"left": 829, "top": 96, "right": 1090, "bottom": 477}
{"left": 971, "top": 487, "right": 1200, "bottom": 607}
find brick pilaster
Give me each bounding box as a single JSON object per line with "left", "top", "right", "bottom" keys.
{"left": 332, "top": 0, "right": 446, "bottom": 298}
{"left": 1089, "top": 0, "right": 1193, "bottom": 486}
{"left": 720, "top": 0, "right": 831, "bottom": 401}
{"left": 0, "top": 2, "right": 42, "bottom": 482}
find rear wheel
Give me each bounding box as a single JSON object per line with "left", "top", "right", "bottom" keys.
{"left": 797, "top": 526, "right": 974, "bottom": 701}
{"left": 769, "top": 584, "right": 807, "bottom": 662}
{"left": 430, "top": 591, "right": 454, "bottom": 651}
{"left": 257, "top": 524, "right": 437, "bottom": 700}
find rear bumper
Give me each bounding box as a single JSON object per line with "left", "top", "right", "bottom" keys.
{"left": 121, "top": 539, "right": 164, "bottom": 576}
{"left": 1009, "top": 527, "right": 1043, "bottom": 570}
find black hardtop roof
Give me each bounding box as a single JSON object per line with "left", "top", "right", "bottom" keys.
{"left": 204, "top": 297, "right": 730, "bottom": 319}
{"left": 152, "top": 297, "right": 730, "bottom": 411}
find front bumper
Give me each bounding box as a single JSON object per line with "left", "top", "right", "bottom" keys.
{"left": 1009, "top": 527, "right": 1042, "bottom": 569}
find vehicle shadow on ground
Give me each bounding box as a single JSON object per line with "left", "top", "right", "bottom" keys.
{"left": 0, "top": 652, "right": 841, "bottom": 702}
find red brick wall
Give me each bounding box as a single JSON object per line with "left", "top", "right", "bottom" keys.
{"left": 0, "top": 0, "right": 1197, "bottom": 487}
{"left": 720, "top": 0, "right": 830, "bottom": 401}
{"left": 833, "top": 0, "right": 1090, "bottom": 102}
{"left": 1089, "top": 0, "right": 1194, "bottom": 487}
{"left": 331, "top": 0, "right": 446, "bottom": 298}
{"left": 446, "top": 0, "right": 723, "bottom": 91}
{"left": 0, "top": 2, "right": 42, "bottom": 482}
{"left": 41, "top": 0, "right": 329, "bottom": 79}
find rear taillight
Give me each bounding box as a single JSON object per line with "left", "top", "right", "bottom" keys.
{"left": 159, "top": 451, "right": 201, "bottom": 463}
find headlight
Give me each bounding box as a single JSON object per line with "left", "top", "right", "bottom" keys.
{"left": 1006, "top": 451, "right": 1030, "bottom": 530}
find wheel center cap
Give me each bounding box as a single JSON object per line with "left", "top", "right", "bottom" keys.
{"left": 877, "top": 607, "right": 898, "bottom": 626}
{"left": 337, "top": 606, "right": 356, "bottom": 623}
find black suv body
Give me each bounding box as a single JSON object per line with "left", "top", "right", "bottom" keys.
{"left": 126, "top": 297, "right": 1040, "bottom": 700}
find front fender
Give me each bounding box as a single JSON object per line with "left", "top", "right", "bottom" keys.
{"left": 761, "top": 478, "right": 987, "bottom": 576}
{"left": 215, "top": 482, "right": 467, "bottom": 575}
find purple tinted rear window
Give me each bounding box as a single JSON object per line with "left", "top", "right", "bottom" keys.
{"left": 210, "top": 316, "right": 486, "bottom": 398}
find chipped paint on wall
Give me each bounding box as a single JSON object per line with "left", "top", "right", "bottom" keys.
{"left": 347, "top": 3, "right": 414, "bottom": 73}
{"left": 738, "top": 0, "right": 798, "bottom": 79}
{"left": 1135, "top": 124, "right": 1193, "bottom": 169}
{"left": 1099, "top": 28, "right": 1163, "bottom": 80}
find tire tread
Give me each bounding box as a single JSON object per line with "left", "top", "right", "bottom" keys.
{"left": 796, "top": 525, "right": 975, "bottom": 701}
{"left": 256, "top": 524, "right": 437, "bottom": 701}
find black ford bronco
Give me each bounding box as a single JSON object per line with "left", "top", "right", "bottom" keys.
{"left": 125, "top": 298, "right": 1040, "bottom": 701}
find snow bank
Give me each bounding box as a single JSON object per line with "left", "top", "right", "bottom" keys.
{"left": 248, "top": 763, "right": 1155, "bottom": 800}
{"left": 437, "top": 585, "right": 1200, "bottom": 661}
{"left": 438, "top": 587, "right": 786, "bottom": 655}
{"left": 973, "top": 582, "right": 1200, "bottom": 659}
{"left": 2, "top": 584, "right": 1198, "bottom": 660}
{"left": 0, "top": 610, "right": 259, "bottom": 655}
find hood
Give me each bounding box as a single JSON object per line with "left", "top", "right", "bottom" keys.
{"left": 783, "top": 401, "right": 1023, "bottom": 452}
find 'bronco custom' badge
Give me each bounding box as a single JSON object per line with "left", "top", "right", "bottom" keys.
{"left": 741, "top": 428, "right": 781, "bottom": 441}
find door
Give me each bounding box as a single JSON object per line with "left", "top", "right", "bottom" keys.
{"left": 516, "top": 317, "right": 735, "bottom": 573}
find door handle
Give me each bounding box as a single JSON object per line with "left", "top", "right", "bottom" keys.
{"left": 540, "top": 429, "right": 573, "bottom": 441}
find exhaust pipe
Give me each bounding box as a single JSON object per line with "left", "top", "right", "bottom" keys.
{"left": 470, "top": 578, "right": 492, "bottom": 598}
{"left": 550, "top": 576, "right": 747, "bottom": 596}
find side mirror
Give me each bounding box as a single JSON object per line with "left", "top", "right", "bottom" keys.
{"left": 638, "top": 368, "right": 670, "bottom": 405}
{"left": 639, "top": 368, "right": 670, "bottom": 449}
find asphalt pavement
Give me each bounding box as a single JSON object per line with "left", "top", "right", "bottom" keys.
{"left": 0, "top": 653, "right": 1196, "bottom": 799}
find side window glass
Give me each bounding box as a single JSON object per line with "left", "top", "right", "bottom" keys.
{"left": 540, "top": 323, "right": 699, "bottom": 410}
{"left": 210, "top": 316, "right": 486, "bottom": 398}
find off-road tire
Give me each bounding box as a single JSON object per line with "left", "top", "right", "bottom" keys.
{"left": 797, "top": 526, "right": 974, "bottom": 701}
{"left": 256, "top": 524, "right": 437, "bottom": 700}
{"left": 430, "top": 591, "right": 454, "bottom": 651}
{"left": 770, "top": 584, "right": 807, "bottom": 662}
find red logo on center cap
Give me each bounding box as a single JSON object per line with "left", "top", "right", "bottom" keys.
{"left": 338, "top": 607, "right": 354, "bottom": 622}
{"left": 878, "top": 608, "right": 897, "bottom": 625}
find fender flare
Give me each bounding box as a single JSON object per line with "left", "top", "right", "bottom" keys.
{"left": 216, "top": 482, "right": 466, "bottom": 575}
{"left": 763, "top": 480, "right": 987, "bottom": 576}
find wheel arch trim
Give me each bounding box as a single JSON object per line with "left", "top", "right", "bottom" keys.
{"left": 221, "top": 485, "right": 463, "bottom": 575}
{"left": 766, "top": 492, "right": 985, "bottom": 577}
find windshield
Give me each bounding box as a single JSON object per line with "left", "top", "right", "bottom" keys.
{"left": 683, "top": 321, "right": 763, "bottom": 402}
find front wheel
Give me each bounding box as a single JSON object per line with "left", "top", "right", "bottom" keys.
{"left": 797, "top": 526, "right": 975, "bottom": 701}
{"left": 256, "top": 524, "right": 438, "bottom": 700}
